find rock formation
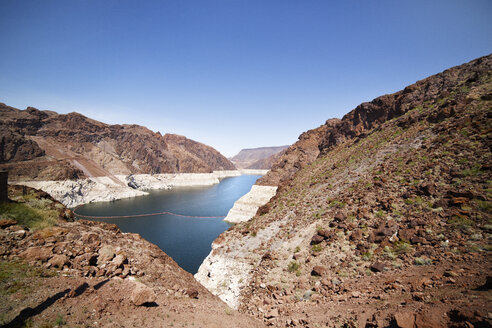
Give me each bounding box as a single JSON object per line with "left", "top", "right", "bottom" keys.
{"left": 196, "top": 54, "right": 492, "bottom": 326}
{"left": 222, "top": 185, "right": 278, "bottom": 224}
{"left": 230, "top": 146, "right": 289, "bottom": 169}
{"left": 0, "top": 185, "right": 264, "bottom": 327}
{"left": 0, "top": 105, "right": 236, "bottom": 181}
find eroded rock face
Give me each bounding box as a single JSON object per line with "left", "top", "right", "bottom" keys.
{"left": 0, "top": 104, "right": 235, "bottom": 181}
{"left": 258, "top": 54, "right": 492, "bottom": 187}
{"left": 0, "top": 185, "right": 265, "bottom": 327}
{"left": 198, "top": 54, "right": 492, "bottom": 326}
{"left": 230, "top": 146, "right": 289, "bottom": 170}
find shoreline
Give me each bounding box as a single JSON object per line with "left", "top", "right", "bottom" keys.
{"left": 15, "top": 169, "right": 269, "bottom": 208}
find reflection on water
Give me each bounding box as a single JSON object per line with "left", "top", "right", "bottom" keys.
{"left": 75, "top": 175, "right": 260, "bottom": 273}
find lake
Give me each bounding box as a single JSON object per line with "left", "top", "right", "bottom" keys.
{"left": 74, "top": 175, "right": 260, "bottom": 273}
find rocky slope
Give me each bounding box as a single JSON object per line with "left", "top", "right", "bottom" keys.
{"left": 197, "top": 54, "right": 492, "bottom": 326}
{"left": 231, "top": 146, "right": 289, "bottom": 169}
{"left": 0, "top": 185, "right": 264, "bottom": 327}
{"left": 0, "top": 105, "right": 235, "bottom": 181}
{"left": 258, "top": 55, "right": 491, "bottom": 187}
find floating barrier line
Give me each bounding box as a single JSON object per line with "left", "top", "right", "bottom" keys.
{"left": 72, "top": 204, "right": 226, "bottom": 219}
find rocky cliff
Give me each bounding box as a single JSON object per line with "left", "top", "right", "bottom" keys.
{"left": 231, "top": 146, "right": 289, "bottom": 169}
{"left": 258, "top": 54, "right": 492, "bottom": 187}
{"left": 0, "top": 185, "right": 264, "bottom": 327}
{"left": 0, "top": 105, "right": 235, "bottom": 181}
{"left": 197, "top": 54, "right": 492, "bottom": 326}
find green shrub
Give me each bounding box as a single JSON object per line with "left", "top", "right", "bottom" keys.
{"left": 447, "top": 216, "right": 474, "bottom": 229}
{"left": 0, "top": 202, "right": 58, "bottom": 230}
{"left": 311, "top": 244, "right": 323, "bottom": 253}
{"left": 392, "top": 240, "right": 412, "bottom": 254}
{"left": 287, "top": 261, "right": 300, "bottom": 273}
{"left": 414, "top": 257, "right": 432, "bottom": 265}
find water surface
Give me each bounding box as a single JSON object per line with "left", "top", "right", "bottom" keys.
{"left": 75, "top": 175, "right": 260, "bottom": 273}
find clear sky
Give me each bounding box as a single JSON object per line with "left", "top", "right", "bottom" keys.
{"left": 1, "top": 1, "right": 491, "bottom": 157}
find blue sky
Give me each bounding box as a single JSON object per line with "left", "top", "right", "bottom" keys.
{"left": 1, "top": 1, "right": 491, "bottom": 157}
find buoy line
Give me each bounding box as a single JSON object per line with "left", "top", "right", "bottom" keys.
{"left": 72, "top": 204, "right": 226, "bottom": 219}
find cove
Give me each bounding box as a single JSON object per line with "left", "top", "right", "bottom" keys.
{"left": 74, "top": 175, "right": 260, "bottom": 274}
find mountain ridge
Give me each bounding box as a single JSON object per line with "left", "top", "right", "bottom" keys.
{"left": 0, "top": 104, "right": 236, "bottom": 181}
{"left": 196, "top": 54, "right": 492, "bottom": 326}
{"left": 230, "top": 146, "right": 289, "bottom": 169}
{"left": 258, "top": 54, "right": 492, "bottom": 187}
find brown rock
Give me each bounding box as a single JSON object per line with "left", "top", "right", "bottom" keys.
{"left": 98, "top": 245, "right": 115, "bottom": 264}
{"left": 0, "top": 104, "right": 235, "bottom": 180}
{"left": 0, "top": 219, "right": 17, "bottom": 229}
{"left": 415, "top": 309, "right": 446, "bottom": 328}
{"left": 311, "top": 234, "right": 324, "bottom": 245}
{"left": 48, "top": 254, "right": 68, "bottom": 268}
{"left": 311, "top": 265, "right": 327, "bottom": 276}
{"left": 111, "top": 254, "right": 127, "bottom": 268}
{"left": 265, "top": 308, "right": 279, "bottom": 319}
{"left": 370, "top": 262, "right": 386, "bottom": 273}
{"left": 399, "top": 229, "right": 416, "bottom": 242}
{"left": 350, "top": 229, "right": 362, "bottom": 241}
{"left": 131, "top": 281, "right": 156, "bottom": 306}
{"left": 81, "top": 232, "right": 100, "bottom": 244}
{"left": 186, "top": 288, "right": 199, "bottom": 299}
{"left": 394, "top": 312, "right": 416, "bottom": 328}
{"left": 19, "top": 247, "right": 52, "bottom": 262}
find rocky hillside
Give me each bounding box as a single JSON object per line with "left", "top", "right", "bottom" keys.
{"left": 0, "top": 105, "right": 235, "bottom": 181}
{"left": 231, "top": 146, "right": 289, "bottom": 169}
{"left": 0, "top": 185, "right": 263, "bottom": 327}
{"left": 258, "top": 54, "right": 492, "bottom": 187}
{"left": 198, "top": 54, "right": 492, "bottom": 326}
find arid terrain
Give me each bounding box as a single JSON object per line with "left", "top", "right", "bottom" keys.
{"left": 0, "top": 106, "right": 235, "bottom": 182}
{"left": 0, "top": 186, "right": 263, "bottom": 327}
{"left": 198, "top": 54, "right": 492, "bottom": 326}
{"left": 230, "top": 146, "right": 289, "bottom": 170}
{"left": 1, "top": 54, "right": 491, "bottom": 328}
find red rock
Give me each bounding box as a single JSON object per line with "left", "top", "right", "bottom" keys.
{"left": 131, "top": 282, "right": 156, "bottom": 306}
{"left": 311, "top": 265, "right": 327, "bottom": 276}
{"left": 0, "top": 219, "right": 17, "bottom": 229}
{"left": 97, "top": 245, "right": 115, "bottom": 264}
{"left": 111, "top": 254, "right": 126, "bottom": 268}
{"left": 415, "top": 309, "right": 446, "bottom": 328}
{"left": 186, "top": 288, "right": 199, "bottom": 299}
{"left": 370, "top": 262, "right": 386, "bottom": 273}
{"left": 350, "top": 229, "right": 362, "bottom": 241}
{"left": 19, "top": 247, "right": 52, "bottom": 262}
{"left": 48, "top": 254, "right": 68, "bottom": 268}
{"left": 311, "top": 234, "right": 324, "bottom": 244}
{"left": 394, "top": 312, "right": 415, "bottom": 328}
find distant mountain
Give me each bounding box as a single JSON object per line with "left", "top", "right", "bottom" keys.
{"left": 230, "top": 146, "right": 289, "bottom": 169}
{"left": 0, "top": 104, "right": 235, "bottom": 181}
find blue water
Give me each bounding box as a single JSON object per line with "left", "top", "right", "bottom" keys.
{"left": 75, "top": 175, "right": 260, "bottom": 274}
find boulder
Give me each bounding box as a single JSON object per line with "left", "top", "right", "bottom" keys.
{"left": 311, "top": 234, "right": 324, "bottom": 245}
{"left": 394, "top": 312, "right": 416, "bottom": 328}
{"left": 19, "top": 247, "right": 52, "bottom": 262}
{"left": 370, "top": 262, "right": 386, "bottom": 273}
{"left": 186, "top": 288, "right": 199, "bottom": 299}
{"left": 131, "top": 281, "right": 156, "bottom": 306}
{"left": 311, "top": 265, "right": 327, "bottom": 276}
{"left": 111, "top": 254, "right": 127, "bottom": 268}
{"left": 48, "top": 254, "right": 69, "bottom": 268}
{"left": 98, "top": 245, "right": 115, "bottom": 264}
